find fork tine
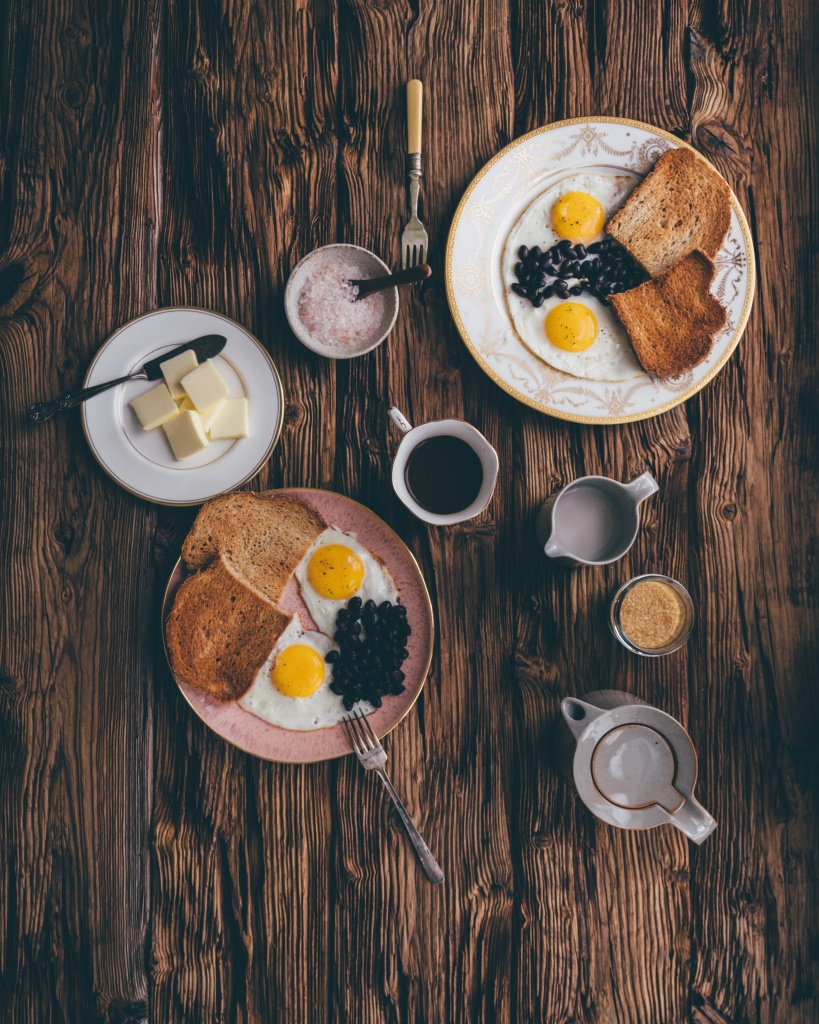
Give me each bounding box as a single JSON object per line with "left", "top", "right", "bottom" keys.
{"left": 343, "top": 715, "right": 362, "bottom": 755}
{"left": 353, "top": 708, "right": 378, "bottom": 750}
{"left": 356, "top": 708, "right": 380, "bottom": 749}
{"left": 348, "top": 709, "right": 369, "bottom": 751}
{"left": 418, "top": 243, "right": 425, "bottom": 265}
{"left": 349, "top": 708, "right": 368, "bottom": 750}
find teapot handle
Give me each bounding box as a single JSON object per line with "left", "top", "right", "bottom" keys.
{"left": 669, "top": 794, "right": 717, "bottom": 844}
{"left": 561, "top": 698, "right": 608, "bottom": 741}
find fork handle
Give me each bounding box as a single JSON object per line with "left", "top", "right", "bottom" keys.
{"left": 407, "top": 80, "right": 422, "bottom": 154}
{"left": 376, "top": 768, "right": 444, "bottom": 885}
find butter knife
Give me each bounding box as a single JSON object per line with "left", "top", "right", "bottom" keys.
{"left": 29, "top": 334, "right": 227, "bottom": 423}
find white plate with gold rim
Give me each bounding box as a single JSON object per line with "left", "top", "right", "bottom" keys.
{"left": 445, "top": 117, "right": 755, "bottom": 425}
{"left": 82, "top": 308, "right": 284, "bottom": 505}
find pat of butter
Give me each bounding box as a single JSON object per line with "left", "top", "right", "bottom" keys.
{"left": 208, "top": 397, "right": 249, "bottom": 439}
{"left": 160, "top": 350, "right": 198, "bottom": 398}
{"left": 180, "top": 358, "right": 230, "bottom": 411}
{"left": 200, "top": 398, "right": 226, "bottom": 432}
{"left": 163, "top": 409, "right": 209, "bottom": 460}
{"left": 130, "top": 383, "right": 179, "bottom": 430}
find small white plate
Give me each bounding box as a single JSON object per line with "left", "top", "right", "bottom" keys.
{"left": 82, "top": 308, "right": 284, "bottom": 505}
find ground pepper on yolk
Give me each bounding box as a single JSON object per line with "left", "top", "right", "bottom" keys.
{"left": 551, "top": 191, "right": 606, "bottom": 242}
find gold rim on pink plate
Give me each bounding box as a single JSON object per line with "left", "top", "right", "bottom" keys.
{"left": 160, "top": 488, "right": 435, "bottom": 764}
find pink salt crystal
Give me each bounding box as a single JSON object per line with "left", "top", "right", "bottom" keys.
{"left": 296, "top": 261, "right": 389, "bottom": 352}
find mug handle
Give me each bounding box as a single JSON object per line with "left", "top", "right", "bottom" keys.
{"left": 389, "top": 407, "right": 413, "bottom": 434}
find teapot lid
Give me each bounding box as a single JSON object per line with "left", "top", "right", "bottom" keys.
{"left": 591, "top": 724, "right": 684, "bottom": 813}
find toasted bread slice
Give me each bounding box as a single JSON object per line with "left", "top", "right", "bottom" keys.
{"left": 606, "top": 148, "right": 731, "bottom": 276}
{"left": 166, "top": 555, "right": 290, "bottom": 702}
{"left": 182, "top": 491, "right": 326, "bottom": 604}
{"left": 609, "top": 250, "right": 727, "bottom": 378}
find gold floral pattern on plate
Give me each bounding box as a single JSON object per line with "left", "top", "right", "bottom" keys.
{"left": 445, "top": 117, "right": 756, "bottom": 425}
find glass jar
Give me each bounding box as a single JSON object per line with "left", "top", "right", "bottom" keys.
{"left": 609, "top": 574, "right": 694, "bottom": 656}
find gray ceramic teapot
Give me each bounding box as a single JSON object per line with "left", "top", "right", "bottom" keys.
{"left": 555, "top": 690, "right": 716, "bottom": 843}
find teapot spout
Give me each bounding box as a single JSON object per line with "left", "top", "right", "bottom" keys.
{"left": 668, "top": 794, "right": 717, "bottom": 844}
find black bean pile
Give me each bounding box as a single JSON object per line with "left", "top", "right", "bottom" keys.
{"left": 511, "top": 238, "right": 646, "bottom": 308}
{"left": 326, "top": 597, "right": 411, "bottom": 711}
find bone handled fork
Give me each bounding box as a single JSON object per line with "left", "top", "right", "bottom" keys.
{"left": 344, "top": 709, "right": 444, "bottom": 885}
{"left": 401, "top": 79, "right": 429, "bottom": 269}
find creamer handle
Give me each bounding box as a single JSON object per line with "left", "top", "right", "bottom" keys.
{"left": 623, "top": 471, "right": 659, "bottom": 504}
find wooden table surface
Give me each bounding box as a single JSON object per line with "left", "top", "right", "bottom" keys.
{"left": 1, "top": 0, "right": 817, "bottom": 1021}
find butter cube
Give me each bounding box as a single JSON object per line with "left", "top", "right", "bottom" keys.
{"left": 177, "top": 396, "right": 195, "bottom": 412}
{"left": 180, "top": 359, "right": 230, "bottom": 411}
{"left": 200, "top": 398, "right": 226, "bottom": 432}
{"left": 160, "top": 349, "right": 198, "bottom": 398}
{"left": 130, "top": 383, "right": 179, "bottom": 430}
{"left": 208, "top": 397, "right": 249, "bottom": 440}
{"left": 163, "top": 410, "right": 209, "bottom": 461}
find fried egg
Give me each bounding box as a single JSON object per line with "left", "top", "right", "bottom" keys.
{"left": 502, "top": 172, "right": 643, "bottom": 381}
{"left": 239, "top": 614, "right": 372, "bottom": 730}
{"left": 294, "top": 528, "right": 399, "bottom": 636}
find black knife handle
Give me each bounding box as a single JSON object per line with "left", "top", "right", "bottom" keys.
{"left": 29, "top": 371, "right": 146, "bottom": 423}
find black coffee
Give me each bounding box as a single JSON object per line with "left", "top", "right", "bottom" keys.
{"left": 405, "top": 435, "right": 484, "bottom": 515}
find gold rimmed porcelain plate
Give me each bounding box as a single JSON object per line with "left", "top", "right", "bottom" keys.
{"left": 161, "top": 488, "right": 435, "bottom": 764}
{"left": 445, "top": 117, "right": 755, "bottom": 424}
{"left": 82, "top": 307, "right": 284, "bottom": 505}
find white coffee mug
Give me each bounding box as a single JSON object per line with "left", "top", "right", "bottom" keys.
{"left": 389, "top": 407, "right": 499, "bottom": 525}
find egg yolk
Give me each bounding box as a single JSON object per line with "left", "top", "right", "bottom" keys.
{"left": 271, "top": 644, "right": 326, "bottom": 698}
{"left": 545, "top": 302, "right": 598, "bottom": 352}
{"left": 551, "top": 191, "right": 605, "bottom": 242}
{"left": 307, "top": 544, "right": 365, "bottom": 599}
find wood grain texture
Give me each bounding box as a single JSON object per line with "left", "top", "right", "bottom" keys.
{"left": 0, "top": 0, "right": 817, "bottom": 1021}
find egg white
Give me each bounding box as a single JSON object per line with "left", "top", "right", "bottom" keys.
{"left": 294, "top": 528, "right": 399, "bottom": 636}
{"left": 239, "top": 614, "right": 372, "bottom": 731}
{"left": 502, "top": 172, "right": 643, "bottom": 381}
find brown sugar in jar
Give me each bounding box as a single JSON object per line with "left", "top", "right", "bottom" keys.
{"left": 610, "top": 575, "right": 694, "bottom": 655}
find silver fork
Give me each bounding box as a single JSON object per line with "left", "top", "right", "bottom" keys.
{"left": 344, "top": 709, "right": 444, "bottom": 885}
{"left": 401, "top": 80, "right": 428, "bottom": 269}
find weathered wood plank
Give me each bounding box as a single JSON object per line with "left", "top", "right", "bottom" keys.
{"left": 149, "top": 0, "right": 340, "bottom": 1020}
{"left": 328, "top": 0, "right": 522, "bottom": 1020}
{"left": 0, "top": 1, "right": 159, "bottom": 1020}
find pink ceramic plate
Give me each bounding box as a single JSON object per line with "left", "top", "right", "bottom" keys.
{"left": 161, "top": 488, "right": 434, "bottom": 763}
